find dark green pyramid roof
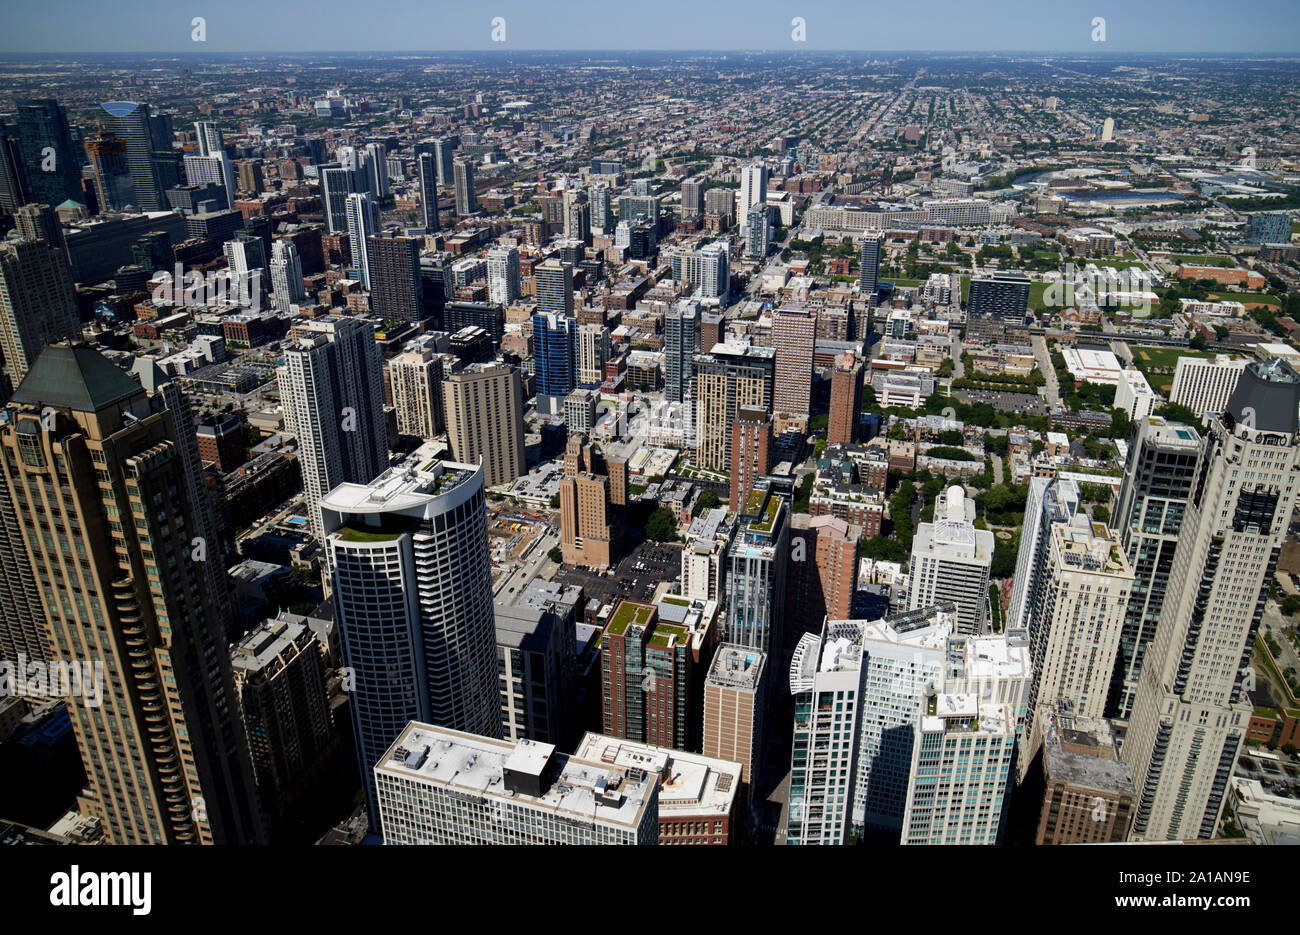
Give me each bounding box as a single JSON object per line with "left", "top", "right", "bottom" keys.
{"left": 11, "top": 344, "right": 142, "bottom": 412}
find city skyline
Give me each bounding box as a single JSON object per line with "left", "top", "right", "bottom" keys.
{"left": 2, "top": 0, "right": 1300, "bottom": 54}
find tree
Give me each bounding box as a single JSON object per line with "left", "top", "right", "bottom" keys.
{"left": 1282, "top": 595, "right": 1300, "bottom": 617}
{"left": 548, "top": 546, "right": 563, "bottom": 564}
{"left": 1154, "top": 402, "right": 1200, "bottom": 425}
{"left": 985, "top": 484, "right": 1014, "bottom": 515}
{"left": 693, "top": 489, "right": 721, "bottom": 517}
{"left": 1110, "top": 407, "right": 1131, "bottom": 441}
{"left": 1189, "top": 331, "right": 1208, "bottom": 351}
{"left": 549, "top": 492, "right": 561, "bottom": 509}
{"left": 644, "top": 507, "right": 679, "bottom": 542}
{"left": 991, "top": 531, "right": 1020, "bottom": 578}
{"left": 887, "top": 423, "right": 908, "bottom": 441}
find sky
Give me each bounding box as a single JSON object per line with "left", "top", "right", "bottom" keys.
{"left": 1, "top": 0, "right": 1298, "bottom": 54}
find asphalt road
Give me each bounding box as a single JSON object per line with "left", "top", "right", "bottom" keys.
{"left": 1032, "top": 334, "right": 1061, "bottom": 408}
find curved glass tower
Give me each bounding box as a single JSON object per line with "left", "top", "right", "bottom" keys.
{"left": 322, "top": 459, "right": 500, "bottom": 827}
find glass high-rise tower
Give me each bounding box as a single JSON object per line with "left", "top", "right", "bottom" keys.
{"left": 321, "top": 459, "right": 500, "bottom": 827}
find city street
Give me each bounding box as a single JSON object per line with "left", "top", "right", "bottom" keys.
{"left": 1032, "top": 334, "right": 1061, "bottom": 408}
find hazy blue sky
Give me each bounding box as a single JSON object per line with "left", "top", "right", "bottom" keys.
{"left": 2, "top": 0, "right": 1298, "bottom": 53}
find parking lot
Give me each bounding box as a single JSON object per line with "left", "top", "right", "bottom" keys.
{"left": 552, "top": 540, "right": 683, "bottom": 610}
{"left": 1236, "top": 753, "right": 1300, "bottom": 796}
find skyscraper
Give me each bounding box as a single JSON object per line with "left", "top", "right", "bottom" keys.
{"left": 968, "top": 272, "right": 1031, "bottom": 323}
{"left": 1006, "top": 475, "right": 1081, "bottom": 637}
{"left": 443, "top": 362, "right": 526, "bottom": 488}
{"left": 183, "top": 152, "right": 236, "bottom": 210}
{"left": 487, "top": 245, "right": 520, "bottom": 306}
{"left": 534, "top": 258, "right": 574, "bottom": 317}
{"left": 1243, "top": 212, "right": 1292, "bottom": 245}
{"left": 843, "top": 603, "right": 1031, "bottom": 836}
{"left": 1169, "top": 354, "right": 1247, "bottom": 420}
{"left": 15, "top": 99, "right": 83, "bottom": 209}
{"left": 601, "top": 599, "right": 703, "bottom": 751}
{"left": 563, "top": 187, "right": 590, "bottom": 243}
{"left": 14, "top": 201, "right": 67, "bottom": 256}
{"left": 344, "top": 192, "right": 378, "bottom": 287}
{"left": 771, "top": 304, "right": 817, "bottom": 418}
{"left": 84, "top": 132, "right": 134, "bottom": 213}
{"left": 559, "top": 435, "right": 619, "bottom": 570}
{"left": 858, "top": 233, "right": 882, "bottom": 298}
{"left": 222, "top": 234, "right": 267, "bottom": 306}
{"left": 681, "top": 178, "right": 705, "bottom": 219}
{"left": 98, "top": 101, "right": 165, "bottom": 211}
{"left": 698, "top": 240, "right": 730, "bottom": 302}
{"left": 900, "top": 693, "right": 1017, "bottom": 845}
{"left": 829, "top": 350, "right": 865, "bottom": 445}
{"left": 693, "top": 343, "right": 775, "bottom": 473}
{"left": 321, "top": 458, "right": 500, "bottom": 826}
{"left": 663, "top": 299, "right": 699, "bottom": 404}
{"left": 193, "top": 120, "right": 223, "bottom": 157}
{"left": 738, "top": 162, "right": 768, "bottom": 235}
{"left": 319, "top": 164, "right": 354, "bottom": 234}
{"left": 532, "top": 309, "right": 579, "bottom": 404}
{"left": 230, "top": 616, "right": 335, "bottom": 834}
{"left": 453, "top": 156, "right": 477, "bottom": 216}
{"left": 0, "top": 237, "right": 81, "bottom": 386}
{"left": 276, "top": 316, "right": 387, "bottom": 543}
{"left": 907, "top": 487, "right": 994, "bottom": 634}
{"left": 703, "top": 644, "right": 766, "bottom": 793}
{"left": 577, "top": 323, "right": 610, "bottom": 386}
{"left": 788, "top": 513, "right": 862, "bottom": 632}
{"left": 0, "top": 123, "right": 29, "bottom": 215}
{"left": 724, "top": 484, "right": 789, "bottom": 655}
{"left": 787, "top": 620, "right": 869, "bottom": 845}
{"left": 746, "top": 204, "right": 771, "bottom": 258}
{"left": 0, "top": 344, "right": 263, "bottom": 844}
{"left": 1023, "top": 515, "right": 1133, "bottom": 761}
{"left": 729, "top": 405, "right": 773, "bottom": 512}
{"left": 363, "top": 142, "right": 389, "bottom": 197}
{"left": 431, "top": 136, "right": 457, "bottom": 186}
{"left": 495, "top": 579, "right": 580, "bottom": 748}
{"left": 389, "top": 346, "right": 445, "bottom": 440}
{"left": 1110, "top": 416, "right": 1200, "bottom": 718}
{"left": 1124, "top": 359, "right": 1300, "bottom": 842}
{"left": 269, "top": 238, "right": 306, "bottom": 312}
{"left": 367, "top": 233, "right": 421, "bottom": 321}
{"left": 416, "top": 152, "right": 440, "bottom": 232}
{"left": 589, "top": 182, "right": 613, "bottom": 234}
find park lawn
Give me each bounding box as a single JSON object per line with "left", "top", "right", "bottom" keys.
{"left": 960, "top": 275, "right": 969, "bottom": 303}
{"left": 1131, "top": 346, "right": 1223, "bottom": 393}
{"left": 1170, "top": 254, "right": 1236, "bottom": 267}
{"left": 1087, "top": 257, "right": 1148, "bottom": 271}
{"left": 1028, "top": 280, "right": 1050, "bottom": 311}
{"left": 1207, "top": 291, "right": 1282, "bottom": 308}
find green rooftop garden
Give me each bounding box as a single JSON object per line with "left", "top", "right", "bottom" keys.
{"left": 606, "top": 600, "right": 656, "bottom": 636}
{"left": 648, "top": 623, "right": 688, "bottom": 649}
{"left": 335, "top": 525, "right": 401, "bottom": 543}
{"left": 747, "top": 495, "right": 781, "bottom": 534}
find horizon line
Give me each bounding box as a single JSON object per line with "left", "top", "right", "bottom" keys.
{"left": 3, "top": 48, "right": 1300, "bottom": 57}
